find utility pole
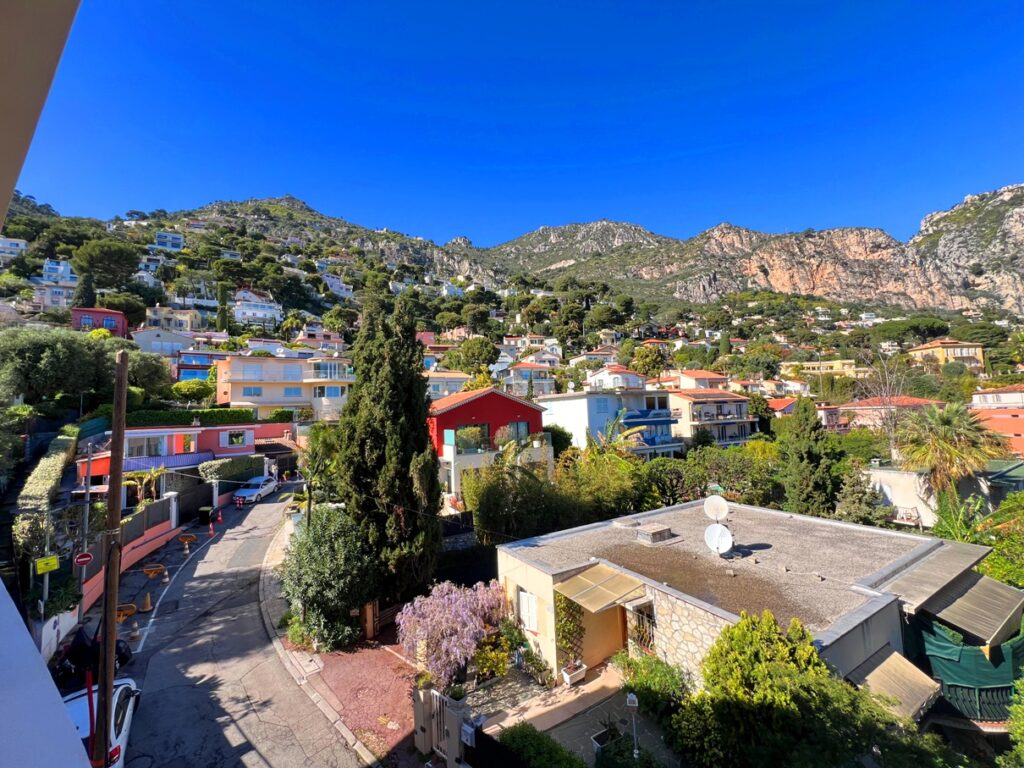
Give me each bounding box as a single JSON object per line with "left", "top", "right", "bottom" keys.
{"left": 93, "top": 350, "right": 128, "bottom": 768}
{"left": 78, "top": 443, "right": 93, "bottom": 624}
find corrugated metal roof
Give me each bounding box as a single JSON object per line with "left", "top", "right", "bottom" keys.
{"left": 847, "top": 645, "right": 940, "bottom": 721}
{"left": 876, "top": 541, "right": 990, "bottom": 613}
{"left": 553, "top": 563, "right": 645, "bottom": 614}
{"left": 921, "top": 571, "right": 1024, "bottom": 646}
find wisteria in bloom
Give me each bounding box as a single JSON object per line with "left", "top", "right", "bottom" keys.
{"left": 397, "top": 580, "right": 507, "bottom": 689}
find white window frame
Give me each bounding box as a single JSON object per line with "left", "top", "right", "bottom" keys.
{"left": 517, "top": 588, "right": 538, "bottom": 633}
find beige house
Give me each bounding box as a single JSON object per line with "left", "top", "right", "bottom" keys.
{"left": 667, "top": 389, "right": 756, "bottom": 447}
{"left": 908, "top": 338, "right": 985, "bottom": 370}
{"left": 781, "top": 358, "right": 871, "bottom": 379}
{"left": 145, "top": 305, "right": 204, "bottom": 332}
{"left": 215, "top": 354, "right": 355, "bottom": 420}
{"left": 497, "top": 499, "right": 1022, "bottom": 722}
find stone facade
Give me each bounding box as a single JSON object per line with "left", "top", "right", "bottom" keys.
{"left": 650, "top": 588, "right": 733, "bottom": 687}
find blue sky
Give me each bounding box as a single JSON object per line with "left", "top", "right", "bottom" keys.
{"left": 16, "top": 1, "right": 1024, "bottom": 245}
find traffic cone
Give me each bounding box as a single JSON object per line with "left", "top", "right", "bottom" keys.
{"left": 208, "top": 521, "right": 215, "bottom": 538}
{"left": 129, "top": 620, "right": 141, "bottom": 641}
{"left": 217, "top": 508, "right": 223, "bottom": 524}
{"left": 162, "top": 568, "right": 170, "bottom": 585}
{"left": 138, "top": 591, "right": 153, "bottom": 613}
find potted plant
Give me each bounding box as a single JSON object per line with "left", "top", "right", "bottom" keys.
{"left": 455, "top": 425, "right": 484, "bottom": 453}
{"left": 555, "top": 593, "right": 587, "bottom": 686}
{"left": 494, "top": 425, "right": 515, "bottom": 449}
{"left": 590, "top": 713, "right": 622, "bottom": 755}
{"left": 529, "top": 432, "right": 544, "bottom": 449}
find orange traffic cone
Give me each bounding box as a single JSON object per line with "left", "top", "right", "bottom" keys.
{"left": 208, "top": 521, "right": 215, "bottom": 538}
{"left": 138, "top": 591, "right": 153, "bottom": 613}
{"left": 217, "top": 509, "right": 223, "bottom": 524}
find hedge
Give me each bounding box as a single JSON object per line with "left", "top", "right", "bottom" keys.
{"left": 126, "top": 408, "right": 256, "bottom": 427}
{"left": 498, "top": 723, "right": 586, "bottom": 768}
{"left": 199, "top": 454, "right": 265, "bottom": 484}
{"left": 17, "top": 427, "right": 79, "bottom": 515}
{"left": 14, "top": 426, "right": 80, "bottom": 558}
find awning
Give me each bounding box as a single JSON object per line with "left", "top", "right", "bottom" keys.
{"left": 877, "top": 541, "right": 990, "bottom": 613}
{"left": 847, "top": 645, "right": 940, "bottom": 721}
{"left": 554, "top": 563, "right": 645, "bottom": 613}
{"left": 921, "top": 571, "right": 1024, "bottom": 647}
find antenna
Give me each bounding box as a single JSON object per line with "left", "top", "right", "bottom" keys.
{"left": 704, "top": 494, "right": 729, "bottom": 522}
{"left": 704, "top": 523, "right": 734, "bottom": 556}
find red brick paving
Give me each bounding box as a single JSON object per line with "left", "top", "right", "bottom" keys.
{"left": 319, "top": 633, "right": 424, "bottom": 767}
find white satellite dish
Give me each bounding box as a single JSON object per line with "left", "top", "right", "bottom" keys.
{"left": 704, "top": 494, "right": 729, "bottom": 522}
{"left": 704, "top": 523, "right": 734, "bottom": 556}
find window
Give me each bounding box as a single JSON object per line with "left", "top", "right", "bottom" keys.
{"left": 283, "top": 364, "right": 302, "bottom": 381}
{"left": 113, "top": 687, "right": 132, "bottom": 738}
{"left": 242, "top": 363, "right": 263, "bottom": 380}
{"left": 102, "top": 317, "right": 117, "bottom": 329}
{"left": 179, "top": 369, "right": 207, "bottom": 381}
{"left": 79, "top": 314, "right": 94, "bottom": 328}
{"left": 314, "top": 385, "right": 342, "bottom": 398}
{"left": 595, "top": 397, "right": 609, "bottom": 414}
{"left": 507, "top": 421, "right": 529, "bottom": 443}
{"left": 283, "top": 386, "right": 302, "bottom": 397}
{"left": 242, "top": 386, "right": 263, "bottom": 397}
{"left": 228, "top": 431, "right": 246, "bottom": 446}
{"left": 517, "top": 588, "right": 538, "bottom": 632}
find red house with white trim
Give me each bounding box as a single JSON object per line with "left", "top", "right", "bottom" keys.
{"left": 71, "top": 306, "right": 129, "bottom": 337}
{"left": 427, "top": 387, "right": 551, "bottom": 500}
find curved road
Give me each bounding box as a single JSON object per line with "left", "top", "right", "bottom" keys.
{"left": 124, "top": 490, "right": 360, "bottom": 768}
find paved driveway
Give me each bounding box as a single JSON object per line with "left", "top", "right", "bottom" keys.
{"left": 124, "top": 490, "right": 361, "bottom": 768}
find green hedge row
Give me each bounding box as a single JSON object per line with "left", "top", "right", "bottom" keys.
{"left": 126, "top": 408, "right": 257, "bottom": 427}
{"left": 198, "top": 454, "right": 265, "bottom": 484}
{"left": 17, "top": 427, "right": 79, "bottom": 515}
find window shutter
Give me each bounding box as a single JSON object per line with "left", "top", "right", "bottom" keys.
{"left": 219, "top": 431, "right": 229, "bottom": 448}
{"left": 245, "top": 430, "right": 254, "bottom": 445}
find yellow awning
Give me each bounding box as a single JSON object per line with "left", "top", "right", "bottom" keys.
{"left": 847, "top": 645, "right": 940, "bottom": 721}
{"left": 554, "top": 563, "right": 645, "bottom": 613}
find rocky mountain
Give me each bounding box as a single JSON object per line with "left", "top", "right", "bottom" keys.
{"left": 475, "top": 184, "right": 1024, "bottom": 314}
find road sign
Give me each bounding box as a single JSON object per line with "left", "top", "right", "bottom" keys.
{"left": 35, "top": 554, "right": 59, "bottom": 575}
{"left": 74, "top": 552, "right": 93, "bottom": 568}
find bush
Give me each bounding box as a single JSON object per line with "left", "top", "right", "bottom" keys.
{"left": 198, "top": 454, "right": 264, "bottom": 483}
{"left": 498, "top": 722, "right": 587, "bottom": 768}
{"left": 474, "top": 635, "right": 511, "bottom": 680}
{"left": 595, "top": 738, "right": 664, "bottom": 768}
{"left": 126, "top": 408, "right": 256, "bottom": 427}
{"left": 265, "top": 408, "right": 296, "bottom": 423}
{"left": 613, "top": 650, "right": 689, "bottom": 726}
{"left": 17, "top": 429, "right": 78, "bottom": 515}
{"left": 1, "top": 405, "right": 35, "bottom": 433}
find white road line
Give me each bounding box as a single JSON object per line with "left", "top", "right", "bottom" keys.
{"left": 133, "top": 530, "right": 219, "bottom": 653}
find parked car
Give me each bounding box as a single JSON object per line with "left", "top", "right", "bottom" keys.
{"left": 233, "top": 474, "right": 279, "bottom": 504}
{"left": 63, "top": 677, "right": 140, "bottom": 768}
{"left": 53, "top": 625, "right": 133, "bottom": 694}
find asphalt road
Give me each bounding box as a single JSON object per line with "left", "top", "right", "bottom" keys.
{"left": 124, "top": 490, "right": 361, "bottom": 768}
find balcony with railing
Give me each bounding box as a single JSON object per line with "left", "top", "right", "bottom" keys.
{"left": 221, "top": 365, "right": 355, "bottom": 383}
{"left": 889, "top": 506, "right": 922, "bottom": 526}
{"left": 124, "top": 450, "right": 215, "bottom": 472}
{"left": 690, "top": 410, "right": 755, "bottom": 424}
{"left": 622, "top": 408, "right": 676, "bottom": 426}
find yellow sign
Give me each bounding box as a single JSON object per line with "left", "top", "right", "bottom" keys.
{"left": 35, "top": 555, "right": 59, "bottom": 575}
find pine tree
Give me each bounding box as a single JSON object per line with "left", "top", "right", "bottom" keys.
{"left": 328, "top": 290, "right": 441, "bottom": 599}
{"left": 216, "top": 282, "right": 230, "bottom": 331}
{"left": 71, "top": 272, "right": 96, "bottom": 308}
{"left": 777, "top": 398, "right": 841, "bottom": 517}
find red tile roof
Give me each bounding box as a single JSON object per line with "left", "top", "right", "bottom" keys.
{"left": 677, "top": 369, "right": 727, "bottom": 379}
{"left": 979, "top": 384, "right": 1024, "bottom": 395}
{"left": 909, "top": 338, "right": 978, "bottom": 351}
{"left": 766, "top": 397, "right": 798, "bottom": 411}
{"left": 428, "top": 386, "right": 544, "bottom": 416}
{"left": 669, "top": 388, "right": 749, "bottom": 402}
{"left": 511, "top": 362, "right": 551, "bottom": 370}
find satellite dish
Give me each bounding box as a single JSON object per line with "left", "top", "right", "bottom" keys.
{"left": 704, "top": 523, "right": 734, "bottom": 556}
{"left": 704, "top": 495, "right": 729, "bottom": 522}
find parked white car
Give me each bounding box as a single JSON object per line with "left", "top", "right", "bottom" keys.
{"left": 233, "top": 474, "right": 279, "bottom": 504}
{"left": 64, "top": 677, "right": 140, "bottom": 768}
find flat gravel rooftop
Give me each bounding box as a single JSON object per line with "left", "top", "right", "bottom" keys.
{"left": 503, "top": 501, "right": 932, "bottom": 631}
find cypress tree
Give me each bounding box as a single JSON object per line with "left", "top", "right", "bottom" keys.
{"left": 777, "top": 398, "right": 842, "bottom": 517}
{"left": 330, "top": 290, "right": 441, "bottom": 599}
{"left": 71, "top": 272, "right": 96, "bottom": 308}
{"left": 216, "top": 282, "right": 230, "bottom": 331}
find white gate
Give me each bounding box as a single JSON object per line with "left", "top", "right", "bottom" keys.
{"left": 431, "top": 689, "right": 449, "bottom": 759}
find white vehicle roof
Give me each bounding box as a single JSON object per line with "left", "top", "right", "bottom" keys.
{"left": 63, "top": 678, "right": 137, "bottom": 736}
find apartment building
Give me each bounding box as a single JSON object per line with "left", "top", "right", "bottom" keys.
{"left": 907, "top": 338, "right": 985, "bottom": 370}
{"left": 152, "top": 230, "right": 185, "bottom": 251}
{"left": 668, "top": 389, "right": 757, "bottom": 447}
{"left": 504, "top": 362, "right": 557, "bottom": 397}
{"left": 233, "top": 289, "right": 283, "bottom": 329}
{"left": 0, "top": 236, "right": 27, "bottom": 265}
{"left": 146, "top": 305, "right": 204, "bottom": 332}
{"left": 215, "top": 354, "right": 355, "bottom": 420}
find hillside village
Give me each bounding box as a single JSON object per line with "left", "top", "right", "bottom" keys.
{"left": 5, "top": 189, "right": 1024, "bottom": 767}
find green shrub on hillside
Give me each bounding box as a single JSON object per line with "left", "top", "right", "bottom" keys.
{"left": 126, "top": 408, "right": 256, "bottom": 427}
{"left": 198, "top": 454, "right": 265, "bottom": 483}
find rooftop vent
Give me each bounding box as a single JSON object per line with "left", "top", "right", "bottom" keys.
{"left": 636, "top": 523, "right": 674, "bottom": 545}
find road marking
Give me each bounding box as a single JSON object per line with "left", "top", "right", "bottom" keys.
{"left": 133, "top": 529, "right": 219, "bottom": 653}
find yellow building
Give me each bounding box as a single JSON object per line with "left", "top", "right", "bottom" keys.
{"left": 215, "top": 355, "right": 355, "bottom": 420}
{"left": 780, "top": 359, "right": 871, "bottom": 379}
{"left": 907, "top": 338, "right": 985, "bottom": 370}
{"left": 145, "top": 305, "right": 204, "bottom": 332}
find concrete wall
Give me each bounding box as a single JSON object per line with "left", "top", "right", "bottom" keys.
{"left": 868, "top": 467, "right": 936, "bottom": 527}
{"left": 581, "top": 604, "right": 626, "bottom": 669}
{"left": 817, "top": 594, "right": 903, "bottom": 678}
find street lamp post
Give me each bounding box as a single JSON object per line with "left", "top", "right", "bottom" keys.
{"left": 625, "top": 691, "right": 639, "bottom": 761}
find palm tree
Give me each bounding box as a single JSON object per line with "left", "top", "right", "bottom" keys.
{"left": 585, "top": 410, "right": 647, "bottom": 459}
{"left": 896, "top": 402, "right": 1007, "bottom": 495}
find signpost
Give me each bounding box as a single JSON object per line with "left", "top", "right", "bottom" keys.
{"left": 74, "top": 552, "right": 93, "bottom": 568}
{"left": 35, "top": 554, "right": 59, "bottom": 575}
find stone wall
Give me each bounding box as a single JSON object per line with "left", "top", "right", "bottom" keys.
{"left": 651, "top": 588, "right": 733, "bottom": 687}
